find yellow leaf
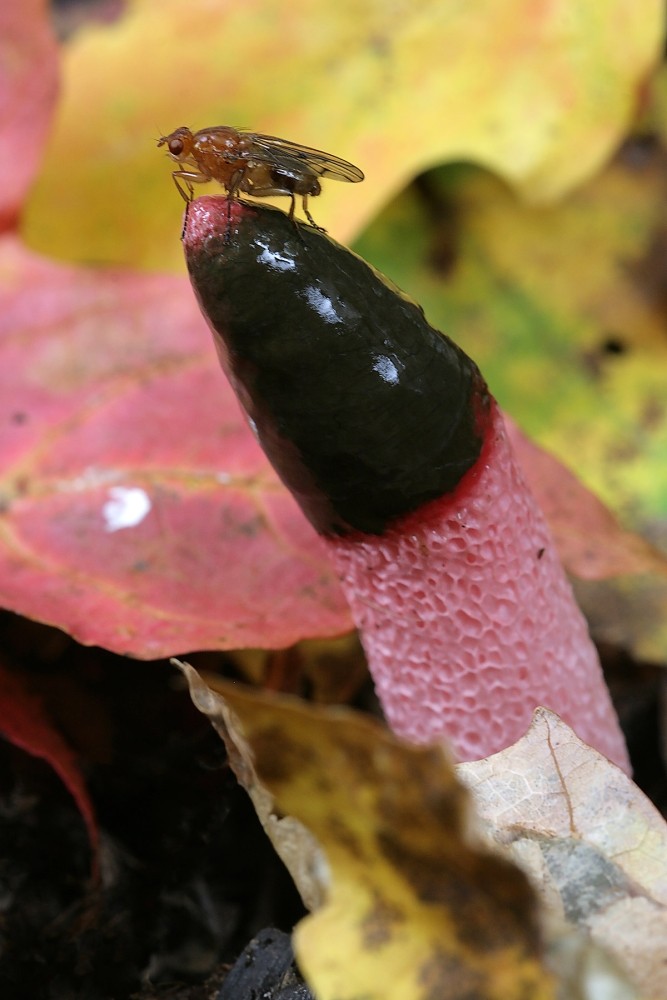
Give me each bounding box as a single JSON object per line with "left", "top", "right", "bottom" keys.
{"left": 23, "top": 0, "right": 663, "bottom": 271}
{"left": 178, "top": 661, "right": 556, "bottom": 1000}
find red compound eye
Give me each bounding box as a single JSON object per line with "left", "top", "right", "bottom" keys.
{"left": 168, "top": 137, "right": 184, "bottom": 156}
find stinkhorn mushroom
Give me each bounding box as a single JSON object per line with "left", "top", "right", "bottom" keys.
{"left": 183, "top": 196, "right": 630, "bottom": 774}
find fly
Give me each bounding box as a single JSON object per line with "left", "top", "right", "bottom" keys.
{"left": 157, "top": 125, "right": 364, "bottom": 230}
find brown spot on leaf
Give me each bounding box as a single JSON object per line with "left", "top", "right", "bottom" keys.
{"left": 377, "top": 833, "right": 541, "bottom": 955}
{"left": 580, "top": 332, "right": 630, "bottom": 380}
{"left": 626, "top": 226, "right": 667, "bottom": 319}
{"left": 327, "top": 813, "right": 368, "bottom": 861}
{"left": 252, "top": 725, "right": 318, "bottom": 784}
{"left": 641, "top": 395, "right": 665, "bottom": 431}
{"left": 360, "top": 891, "right": 406, "bottom": 950}
{"left": 617, "top": 131, "right": 662, "bottom": 171}
{"left": 413, "top": 173, "right": 461, "bottom": 277}
{"left": 418, "top": 949, "right": 486, "bottom": 1000}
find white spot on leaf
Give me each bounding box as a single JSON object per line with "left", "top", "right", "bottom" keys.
{"left": 103, "top": 486, "right": 151, "bottom": 532}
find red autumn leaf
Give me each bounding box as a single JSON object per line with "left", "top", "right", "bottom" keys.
{"left": 0, "top": 2, "right": 350, "bottom": 657}
{"left": 2, "top": 0, "right": 657, "bottom": 669}
{"left": 0, "top": 657, "right": 98, "bottom": 868}
{"left": 0, "top": 0, "right": 59, "bottom": 226}
{"left": 0, "top": 237, "right": 351, "bottom": 656}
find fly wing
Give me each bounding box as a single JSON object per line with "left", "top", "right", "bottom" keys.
{"left": 239, "top": 131, "right": 364, "bottom": 183}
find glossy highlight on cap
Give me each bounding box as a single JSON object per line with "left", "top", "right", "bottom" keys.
{"left": 184, "top": 196, "right": 490, "bottom": 535}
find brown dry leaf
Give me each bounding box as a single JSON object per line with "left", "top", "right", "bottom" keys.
{"left": 504, "top": 415, "right": 667, "bottom": 581}
{"left": 297, "top": 633, "right": 369, "bottom": 705}
{"left": 178, "top": 661, "right": 326, "bottom": 913}
{"left": 458, "top": 708, "right": 667, "bottom": 999}
{"left": 229, "top": 635, "right": 368, "bottom": 705}
{"left": 573, "top": 574, "right": 667, "bottom": 664}
{"left": 177, "top": 661, "right": 556, "bottom": 1000}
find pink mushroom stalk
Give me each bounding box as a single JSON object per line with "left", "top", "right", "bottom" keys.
{"left": 324, "top": 402, "right": 630, "bottom": 768}
{"left": 183, "top": 196, "right": 630, "bottom": 774}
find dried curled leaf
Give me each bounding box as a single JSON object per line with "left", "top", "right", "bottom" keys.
{"left": 459, "top": 708, "right": 667, "bottom": 999}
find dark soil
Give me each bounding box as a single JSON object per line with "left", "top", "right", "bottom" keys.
{"left": 0, "top": 613, "right": 306, "bottom": 1000}
{"left": 0, "top": 611, "right": 664, "bottom": 999}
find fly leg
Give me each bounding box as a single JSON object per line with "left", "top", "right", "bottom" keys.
{"left": 171, "top": 169, "right": 209, "bottom": 203}
{"left": 224, "top": 168, "right": 248, "bottom": 242}
{"left": 241, "top": 182, "right": 324, "bottom": 231}
{"left": 170, "top": 170, "right": 210, "bottom": 237}
{"left": 300, "top": 194, "right": 326, "bottom": 232}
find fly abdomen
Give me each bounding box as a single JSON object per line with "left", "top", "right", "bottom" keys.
{"left": 271, "top": 169, "right": 321, "bottom": 198}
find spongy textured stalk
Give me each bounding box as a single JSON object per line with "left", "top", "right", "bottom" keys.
{"left": 324, "top": 403, "right": 630, "bottom": 772}
{"left": 184, "top": 197, "right": 629, "bottom": 774}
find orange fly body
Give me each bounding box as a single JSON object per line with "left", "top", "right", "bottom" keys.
{"left": 157, "top": 125, "right": 364, "bottom": 229}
